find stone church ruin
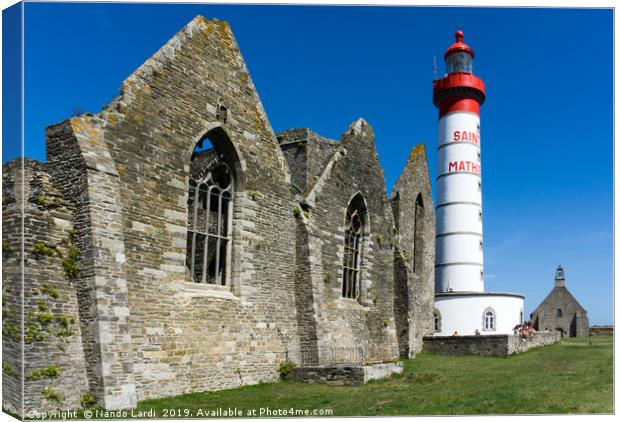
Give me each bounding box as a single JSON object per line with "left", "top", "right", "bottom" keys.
{"left": 2, "top": 16, "right": 435, "bottom": 414}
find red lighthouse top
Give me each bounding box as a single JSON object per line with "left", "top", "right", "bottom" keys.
{"left": 433, "top": 29, "right": 486, "bottom": 115}
{"left": 444, "top": 30, "right": 475, "bottom": 59}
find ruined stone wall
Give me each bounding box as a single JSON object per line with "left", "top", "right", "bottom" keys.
{"left": 391, "top": 145, "right": 435, "bottom": 357}
{"left": 44, "top": 16, "right": 300, "bottom": 402}
{"left": 2, "top": 159, "right": 89, "bottom": 415}
{"left": 292, "top": 216, "right": 320, "bottom": 366}
{"left": 589, "top": 326, "right": 613, "bottom": 336}
{"left": 278, "top": 129, "right": 339, "bottom": 193}
{"left": 291, "top": 361, "right": 402, "bottom": 386}
{"left": 278, "top": 129, "right": 309, "bottom": 192}
{"left": 280, "top": 144, "right": 307, "bottom": 192}
{"left": 423, "top": 332, "right": 560, "bottom": 357}
{"left": 304, "top": 135, "right": 339, "bottom": 190}
{"left": 2, "top": 159, "right": 24, "bottom": 416}
{"left": 296, "top": 119, "right": 399, "bottom": 365}
{"left": 11, "top": 14, "right": 440, "bottom": 410}
{"left": 292, "top": 366, "right": 365, "bottom": 386}
{"left": 531, "top": 286, "right": 589, "bottom": 337}
{"left": 46, "top": 118, "right": 136, "bottom": 410}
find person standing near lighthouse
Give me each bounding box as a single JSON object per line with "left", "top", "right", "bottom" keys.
{"left": 432, "top": 30, "right": 524, "bottom": 336}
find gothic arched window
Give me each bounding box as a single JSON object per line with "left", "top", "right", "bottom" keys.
{"left": 342, "top": 194, "right": 367, "bottom": 299}
{"left": 556, "top": 308, "right": 563, "bottom": 318}
{"left": 186, "top": 135, "right": 234, "bottom": 285}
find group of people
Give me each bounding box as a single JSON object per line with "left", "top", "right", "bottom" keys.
{"left": 513, "top": 321, "right": 536, "bottom": 340}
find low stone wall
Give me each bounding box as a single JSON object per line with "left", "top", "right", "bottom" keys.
{"left": 423, "top": 335, "right": 510, "bottom": 357}
{"left": 292, "top": 362, "right": 403, "bottom": 386}
{"left": 590, "top": 326, "right": 613, "bottom": 336}
{"left": 507, "top": 332, "right": 561, "bottom": 354}
{"left": 423, "top": 332, "right": 560, "bottom": 357}
{"left": 292, "top": 366, "right": 365, "bottom": 386}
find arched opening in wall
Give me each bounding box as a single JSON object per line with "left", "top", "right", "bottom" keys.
{"left": 342, "top": 193, "right": 368, "bottom": 300}
{"left": 556, "top": 308, "right": 563, "bottom": 318}
{"left": 186, "top": 129, "right": 240, "bottom": 286}
{"left": 191, "top": 126, "right": 245, "bottom": 190}
{"left": 412, "top": 194, "right": 424, "bottom": 273}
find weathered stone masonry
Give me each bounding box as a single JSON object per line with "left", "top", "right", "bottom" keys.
{"left": 530, "top": 266, "right": 589, "bottom": 337}
{"left": 391, "top": 145, "right": 435, "bottom": 358}
{"left": 3, "top": 15, "right": 435, "bottom": 414}
{"left": 3, "top": 159, "right": 89, "bottom": 414}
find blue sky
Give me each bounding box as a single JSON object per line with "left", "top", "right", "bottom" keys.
{"left": 3, "top": 3, "right": 613, "bottom": 324}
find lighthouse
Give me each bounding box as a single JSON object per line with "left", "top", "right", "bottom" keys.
{"left": 434, "top": 30, "right": 486, "bottom": 293}
{"left": 432, "top": 30, "right": 524, "bottom": 336}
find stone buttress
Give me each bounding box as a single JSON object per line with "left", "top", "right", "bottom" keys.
{"left": 391, "top": 145, "right": 436, "bottom": 357}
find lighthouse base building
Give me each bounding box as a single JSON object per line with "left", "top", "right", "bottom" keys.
{"left": 434, "top": 292, "right": 524, "bottom": 336}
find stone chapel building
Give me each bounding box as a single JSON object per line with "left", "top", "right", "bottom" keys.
{"left": 530, "top": 266, "right": 589, "bottom": 338}
{"left": 2, "top": 16, "right": 435, "bottom": 414}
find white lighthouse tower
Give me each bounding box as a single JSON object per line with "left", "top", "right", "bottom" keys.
{"left": 434, "top": 29, "right": 485, "bottom": 293}
{"left": 432, "top": 30, "right": 524, "bottom": 336}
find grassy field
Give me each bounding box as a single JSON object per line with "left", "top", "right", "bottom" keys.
{"left": 130, "top": 335, "right": 613, "bottom": 416}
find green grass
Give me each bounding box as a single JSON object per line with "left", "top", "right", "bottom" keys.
{"left": 13, "top": 336, "right": 611, "bottom": 420}
{"left": 132, "top": 336, "right": 612, "bottom": 416}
